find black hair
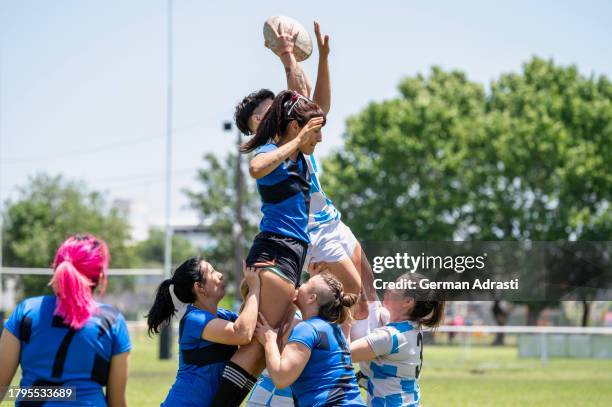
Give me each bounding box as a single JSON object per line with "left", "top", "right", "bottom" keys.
{"left": 240, "top": 90, "right": 326, "bottom": 153}
{"left": 396, "top": 273, "right": 446, "bottom": 328}
{"left": 234, "top": 89, "right": 275, "bottom": 135}
{"left": 146, "top": 256, "right": 205, "bottom": 335}
{"left": 316, "top": 272, "right": 358, "bottom": 325}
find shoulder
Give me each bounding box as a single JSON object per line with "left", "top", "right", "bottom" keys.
{"left": 97, "top": 303, "right": 122, "bottom": 319}
{"left": 19, "top": 295, "right": 48, "bottom": 310}
{"left": 184, "top": 307, "right": 216, "bottom": 323}
{"left": 289, "top": 320, "right": 319, "bottom": 349}
{"left": 13, "top": 295, "right": 52, "bottom": 317}
{"left": 294, "top": 319, "right": 317, "bottom": 331}
{"left": 386, "top": 321, "right": 415, "bottom": 334}
{"left": 96, "top": 303, "right": 126, "bottom": 331}
{"left": 217, "top": 308, "right": 239, "bottom": 322}
{"left": 255, "top": 143, "right": 278, "bottom": 155}
{"left": 5, "top": 296, "right": 49, "bottom": 341}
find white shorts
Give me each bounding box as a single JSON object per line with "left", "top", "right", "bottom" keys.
{"left": 246, "top": 371, "right": 295, "bottom": 407}
{"left": 305, "top": 220, "right": 359, "bottom": 268}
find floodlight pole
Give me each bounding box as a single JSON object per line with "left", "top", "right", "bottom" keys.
{"left": 160, "top": 0, "right": 174, "bottom": 360}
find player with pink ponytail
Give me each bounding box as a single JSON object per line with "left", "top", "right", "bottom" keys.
{"left": 0, "top": 234, "right": 131, "bottom": 406}
{"left": 51, "top": 234, "right": 110, "bottom": 330}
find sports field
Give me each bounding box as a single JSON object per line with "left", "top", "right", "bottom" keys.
{"left": 5, "top": 331, "right": 612, "bottom": 406}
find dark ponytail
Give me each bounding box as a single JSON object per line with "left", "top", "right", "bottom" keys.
{"left": 316, "top": 272, "right": 358, "bottom": 325}
{"left": 396, "top": 273, "right": 446, "bottom": 328}
{"left": 241, "top": 90, "right": 326, "bottom": 153}
{"left": 147, "top": 279, "right": 174, "bottom": 335}
{"left": 146, "top": 256, "right": 205, "bottom": 335}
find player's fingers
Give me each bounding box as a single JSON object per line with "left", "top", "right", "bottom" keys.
{"left": 314, "top": 25, "right": 323, "bottom": 43}
{"left": 310, "top": 117, "right": 325, "bottom": 126}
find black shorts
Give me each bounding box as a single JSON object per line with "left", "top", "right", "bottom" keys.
{"left": 245, "top": 232, "right": 308, "bottom": 287}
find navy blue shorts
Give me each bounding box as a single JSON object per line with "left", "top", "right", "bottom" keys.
{"left": 246, "top": 232, "right": 307, "bottom": 287}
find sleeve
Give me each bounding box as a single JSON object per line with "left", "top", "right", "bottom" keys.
{"left": 182, "top": 310, "right": 216, "bottom": 343}
{"left": 288, "top": 321, "right": 318, "bottom": 351}
{"left": 4, "top": 301, "right": 26, "bottom": 340}
{"left": 217, "top": 309, "right": 239, "bottom": 322}
{"left": 111, "top": 313, "right": 132, "bottom": 355}
{"left": 365, "top": 327, "right": 395, "bottom": 357}
{"left": 255, "top": 143, "right": 278, "bottom": 156}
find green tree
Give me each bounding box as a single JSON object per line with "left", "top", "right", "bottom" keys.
{"left": 2, "top": 174, "right": 137, "bottom": 298}
{"left": 184, "top": 152, "right": 259, "bottom": 288}
{"left": 324, "top": 57, "right": 612, "bottom": 328}
{"left": 476, "top": 58, "right": 612, "bottom": 325}
{"left": 133, "top": 228, "right": 197, "bottom": 268}
{"left": 324, "top": 66, "right": 486, "bottom": 240}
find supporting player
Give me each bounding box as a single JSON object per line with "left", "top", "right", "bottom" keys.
{"left": 0, "top": 235, "right": 130, "bottom": 406}
{"left": 146, "top": 258, "right": 261, "bottom": 407}
{"left": 350, "top": 273, "right": 446, "bottom": 407}
{"left": 255, "top": 272, "right": 366, "bottom": 407}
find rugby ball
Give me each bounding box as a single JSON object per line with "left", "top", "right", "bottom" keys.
{"left": 263, "top": 16, "right": 313, "bottom": 62}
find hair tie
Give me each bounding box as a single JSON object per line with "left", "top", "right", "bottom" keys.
{"left": 286, "top": 93, "right": 308, "bottom": 117}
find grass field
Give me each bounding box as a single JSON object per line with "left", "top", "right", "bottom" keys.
{"left": 6, "top": 331, "right": 612, "bottom": 406}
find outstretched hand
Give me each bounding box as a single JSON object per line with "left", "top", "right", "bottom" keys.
{"left": 314, "top": 21, "right": 330, "bottom": 58}
{"left": 268, "top": 22, "right": 299, "bottom": 58}
{"left": 243, "top": 262, "right": 260, "bottom": 289}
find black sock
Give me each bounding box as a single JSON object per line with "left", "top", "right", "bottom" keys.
{"left": 211, "top": 361, "right": 257, "bottom": 407}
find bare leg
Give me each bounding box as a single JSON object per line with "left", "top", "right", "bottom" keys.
{"left": 351, "top": 242, "right": 378, "bottom": 301}
{"left": 323, "top": 257, "right": 361, "bottom": 295}
{"left": 229, "top": 269, "right": 296, "bottom": 376}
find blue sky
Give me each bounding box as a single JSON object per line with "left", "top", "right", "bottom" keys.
{"left": 1, "top": 0, "right": 611, "bottom": 240}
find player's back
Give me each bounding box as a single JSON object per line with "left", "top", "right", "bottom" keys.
{"left": 5, "top": 295, "right": 131, "bottom": 406}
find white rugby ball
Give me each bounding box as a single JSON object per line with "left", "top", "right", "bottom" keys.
{"left": 263, "top": 15, "right": 313, "bottom": 62}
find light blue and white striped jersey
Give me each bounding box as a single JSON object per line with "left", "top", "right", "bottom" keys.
{"left": 306, "top": 155, "right": 341, "bottom": 231}
{"left": 362, "top": 321, "right": 423, "bottom": 407}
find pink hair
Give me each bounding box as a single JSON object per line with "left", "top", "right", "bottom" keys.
{"left": 50, "top": 234, "right": 110, "bottom": 329}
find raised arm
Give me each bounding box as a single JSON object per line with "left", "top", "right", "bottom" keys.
{"left": 201, "top": 266, "right": 260, "bottom": 346}
{"left": 249, "top": 117, "right": 324, "bottom": 179}
{"left": 312, "top": 21, "right": 331, "bottom": 114}
{"left": 271, "top": 23, "right": 312, "bottom": 97}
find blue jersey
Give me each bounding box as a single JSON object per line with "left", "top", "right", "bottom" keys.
{"left": 162, "top": 305, "right": 239, "bottom": 407}
{"left": 288, "top": 317, "right": 365, "bottom": 407}
{"left": 4, "top": 295, "right": 131, "bottom": 406}
{"left": 255, "top": 144, "right": 311, "bottom": 244}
